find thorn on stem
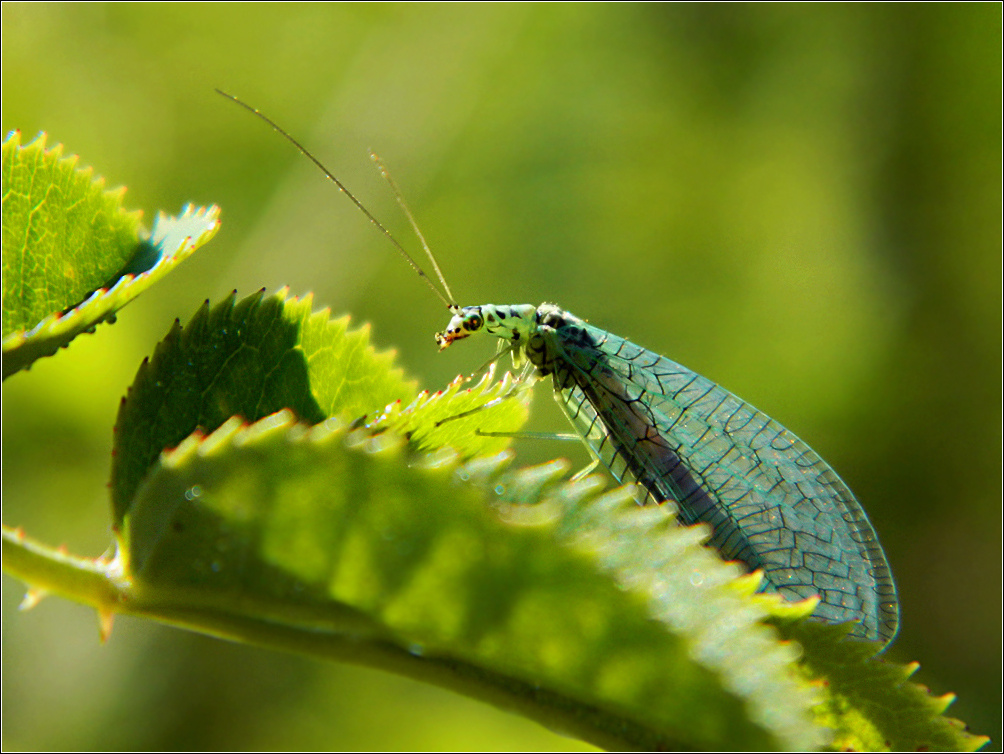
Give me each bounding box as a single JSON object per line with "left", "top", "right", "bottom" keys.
{"left": 19, "top": 588, "right": 48, "bottom": 611}
{"left": 97, "top": 608, "right": 115, "bottom": 643}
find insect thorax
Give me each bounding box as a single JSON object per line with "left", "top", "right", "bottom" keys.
{"left": 524, "top": 304, "right": 593, "bottom": 380}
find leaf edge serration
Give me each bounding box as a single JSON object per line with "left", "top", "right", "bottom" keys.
{"left": 2, "top": 131, "right": 221, "bottom": 378}
{"left": 2, "top": 201, "right": 220, "bottom": 379}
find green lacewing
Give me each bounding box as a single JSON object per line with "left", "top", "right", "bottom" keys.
{"left": 218, "top": 90, "right": 899, "bottom": 644}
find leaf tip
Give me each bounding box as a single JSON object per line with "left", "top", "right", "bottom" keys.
{"left": 931, "top": 691, "right": 957, "bottom": 715}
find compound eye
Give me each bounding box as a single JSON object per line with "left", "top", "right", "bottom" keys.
{"left": 463, "top": 313, "right": 484, "bottom": 332}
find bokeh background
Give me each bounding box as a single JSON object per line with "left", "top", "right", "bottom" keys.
{"left": 2, "top": 4, "right": 1000, "bottom": 750}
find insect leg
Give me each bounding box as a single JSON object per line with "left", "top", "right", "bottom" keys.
{"left": 472, "top": 429, "right": 602, "bottom": 480}
{"left": 569, "top": 458, "right": 602, "bottom": 481}
{"left": 475, "top": 430, "right": 580, "bottom": 440}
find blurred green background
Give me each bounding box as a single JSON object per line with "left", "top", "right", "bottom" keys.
{"left": 2, "top": 4, "right": 1000, "bottom": 750}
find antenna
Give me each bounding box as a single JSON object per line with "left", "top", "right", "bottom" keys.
{"left": 369, "top": 150, "right": 455, "bottom": 305}
{"left": 215, "top": 89, "right": 457, "bottom": 311}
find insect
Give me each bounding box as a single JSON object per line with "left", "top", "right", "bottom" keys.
{"left": 217, "top": 90, "right": 900, "bottom": 645}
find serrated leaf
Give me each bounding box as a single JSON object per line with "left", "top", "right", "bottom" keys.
{"left": 374, "top": 366, "right": 531, "bottom": 458}
{"left": 112, "top": 289, "right": 519, "bottom": 527}
{"left": 118, "top": 411, "right": 818, "bottom": 751}
{"left": 1, "top": 131, "right": 142, "bottom": 333}
{"left": 773, "top": 619, "right": 990, "bottom": 751}
{"left": 1, "top": 131, "right": 219, "bottom": 378}
{"left": 102, "top": 409, "right": 990, "bottom": 751}
{"left": 2, "top": 407, "right": 989, "bottom": 750}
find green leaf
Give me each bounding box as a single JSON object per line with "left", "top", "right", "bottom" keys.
{"left": 775, "top": 619, "right": 990, "bottom": 752}
{"left": 1, "top": 131, "right": 219, "bottom": 378}
{"left": 112, "top": 289, "right": 527, "bottom": 527}
{"left": 101, "top": 406, "right": 985, "bottom": 752}
{"left": 1, "top": 131, "right": 141, "bottom": 333}
{"left": 2, "top": 414, "right": 989, "bottom": 751}
{"left": 375, "top": 367, "right": 533, "bottom": 458}
{"left": 116, "top": 412, "right": 811, "bottom": 750}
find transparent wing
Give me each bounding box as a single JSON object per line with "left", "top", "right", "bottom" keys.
{"left": 546, "top": 321, "right": 898, "bottom": 643}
